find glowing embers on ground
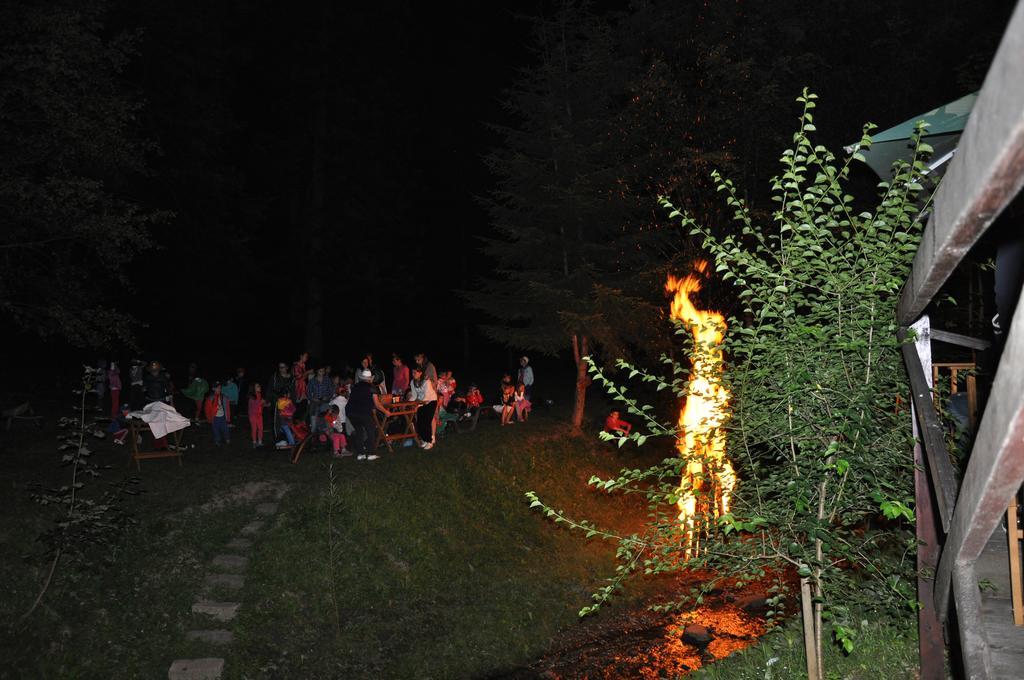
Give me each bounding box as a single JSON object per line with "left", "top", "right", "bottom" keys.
{"left": 665, "top": 262, "right": 736, "bottom": 559}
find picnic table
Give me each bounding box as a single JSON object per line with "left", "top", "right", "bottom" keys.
{"left": 373, "top": 399, "right": 422, "bottom": 452}
{"left": 128, "top": 417, "right": 184, "bottom": 470}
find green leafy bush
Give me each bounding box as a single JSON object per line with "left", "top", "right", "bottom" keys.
{"left": 529, "top": 90, "right": 933, "bottom": 678}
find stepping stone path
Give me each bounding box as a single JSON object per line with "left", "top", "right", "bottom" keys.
{"left": 169, "top": 489, "right": 283, "bottom": 679}
{"left": 240, "top": 520, "right": 264, "bottom": 536}
{"left": 203, "top": 574, "right": 245, "bottom": 591}
{"left": 186, "top": 630, "right": 234, "bottom": 645}
{"left": 211, "top": 554, "right": 249, "bottom": 571}
{"left": 191, "top": 600, "right": 241, "bottom": 622}
{"left": 168, "top": 658, "right": 224, "bottom": 680}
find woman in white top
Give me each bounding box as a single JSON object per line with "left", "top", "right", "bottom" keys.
{"left": 409, "top": 367, "right": 438, "bottom": 450}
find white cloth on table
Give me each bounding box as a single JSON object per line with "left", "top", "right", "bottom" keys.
{"left": 129, "top": 401, "right": 191, "bottom": 439}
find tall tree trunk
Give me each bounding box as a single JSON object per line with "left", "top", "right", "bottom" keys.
{"left": 571, "top": 333, "right": 590, "bottom": 432}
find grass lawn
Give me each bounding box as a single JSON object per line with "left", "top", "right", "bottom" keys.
{"left": 0, "top": 398, "right": 922, "bottom": 679}
{"left": 0, "top": 403, "right": 665, "bottom": 678}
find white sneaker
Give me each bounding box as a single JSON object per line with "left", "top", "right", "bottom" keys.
{"left": 113, "top": 438, "right": 124, "bottom": 446}
{"left": 366, "top": 454, "right": 380, "bottom": 461}
{"left": 357, "top": 454, "right": 367, "bottom": 461}
{"left": 422, "top": 442, "right": 433, "bottom": 450}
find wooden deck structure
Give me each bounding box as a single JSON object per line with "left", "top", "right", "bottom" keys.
{"left": 898, "top": 3, "right": 1024, "bottom": 678}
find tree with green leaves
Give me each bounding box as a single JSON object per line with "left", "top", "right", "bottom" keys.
{"left": 0, "top": 0, "right": 159, "bottom": 347}
{"left": 529, "top": 92, "right": 931, "bottom": 679}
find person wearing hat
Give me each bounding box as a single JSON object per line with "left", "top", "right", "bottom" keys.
{"left": 346, "top": 368, "right": 392, "bottom": 460}
{"left": 517, "top": 356, "right": 534, "bottom": 401}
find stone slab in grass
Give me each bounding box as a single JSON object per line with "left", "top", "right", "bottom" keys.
{"left": 192, "top": 600, "right": 240, "bottom": 622}
{"left": 203, "top": 573, "right": 245, "bottom": 591}
{"left": 240, "top": 521, "right": 264, "bottom": 536}
{"left": 226, "top": 537, "right": 252, "bottom": 550}
{"left": 168, "top": 658, "right": 224, "bottom": 679}
{"left": 211, "top": 554, "right": 249, "bottom": 572}
{"left": 255, "top": 502, "right": 278, "bottom": 515}
{"left": 185, "top": 630, "right": 234, "bottom": 645}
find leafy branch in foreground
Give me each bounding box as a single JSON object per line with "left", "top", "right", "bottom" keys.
{"left": 527, "top": 90, "right": 931, "bottom": 680}
{"left": 21, "top": 366, "right": 139, "bottom": 621}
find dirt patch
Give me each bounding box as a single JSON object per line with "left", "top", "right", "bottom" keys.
{"left": 190, "top": 480, "right": 291, "bottom": 514}
{"left": 485, "top": 570, "right": 792, "bottom": 679}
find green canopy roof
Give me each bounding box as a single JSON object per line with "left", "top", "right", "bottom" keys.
{"left": 850, "top": 92, "right": 977, "bottom": 179}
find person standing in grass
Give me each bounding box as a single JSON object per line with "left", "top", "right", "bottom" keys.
{"left": 204, "top": 382, "right": 232, "bottom": 446}
{"left": 129, "top": 359, "right": 145, "bottom": 409}
{"left": 182, "top": 363, "right": 209, "bottom": 423}
{"left": 293, "top": 351, "right": 311, "bottom": 403}
{"left": 410, "top": 366, "right": 438, "bottom": 450}
{"left": 517, "top": 356, "right": 534, "bottom": 401}
{"left": 107, "top": 361, "right": 122, "bottom": 420}
{"left": 347, "top": 369, "right": 391, "bottom": 460}
{"left": 391, "top": 354, "right": 410, "bottom": 398}
{"left": 306, "top": 366, "right": 333, "bottom": 432}
{"left": 248, "top": 383, "right": 268, "bottom": 448}
{"left": 269, "top": 362, "right": 294, "bottom": 437}
{"left": 414, "top": 352, "right": 437, "bottom": 385}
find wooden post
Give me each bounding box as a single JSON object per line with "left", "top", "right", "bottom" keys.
{"left": 1009, "top": 494, "right": 1024, "bottom": 626}
{"left": 910, "top": 316, "right": 946, "bottom": 680}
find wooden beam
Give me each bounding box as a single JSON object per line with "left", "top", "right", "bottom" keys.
{"left": 899, "top": 324, "right": 959, "bottom": 532}
{"left": 897, "top": 2, "right": 1024, "bottom": 325}
{"left": 910, "top": 318, "right": 946, "bottom": 680}
{"left": 930, "top": 328, "right": 991, "bottom": 351}
{"left": 952, "top": 562, "right": 993, "bottom": 679}
{"left": 935, "top": 278, "right": 1024, "bottom": 620}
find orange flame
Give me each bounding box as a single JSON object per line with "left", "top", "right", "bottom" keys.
{"left": 666, "top": 262, "right": 735, "bottom": 558}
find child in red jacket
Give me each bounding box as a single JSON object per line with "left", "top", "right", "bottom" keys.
{"left": 204, "top": 382, "right": 232, "bottom": 446}
{"left": 604, "top": 409, "right": 632, "bottom": 436}
{"left": 248, "top": 383, "right": 268, "bottom": 448}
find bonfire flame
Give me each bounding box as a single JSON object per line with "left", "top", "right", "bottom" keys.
{"left": 666, "top": 262, "right": 735, "bottom": 559}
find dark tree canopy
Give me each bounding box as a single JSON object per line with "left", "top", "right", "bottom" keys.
{"left": 0, "top": 1, "right": 160, "bottom": 347}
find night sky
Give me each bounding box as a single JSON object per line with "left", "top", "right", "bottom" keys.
{"left": 3, "top": 0, "right": 1014, "bottom": 391}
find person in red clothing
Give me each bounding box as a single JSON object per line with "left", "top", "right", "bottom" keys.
{"left": 204, "top": 382, "right": 232, "bottom": 446}
{"left": 248, "top": 383, "right": 268, "bottom": 448}
{"left": 604, "top": 409, "right": 632, "bottom": 436}
{"left": 293, "top": 351, "right": 310, "bottom": 402}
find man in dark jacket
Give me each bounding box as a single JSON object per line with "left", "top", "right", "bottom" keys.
{"left": 142, "top": 361, "right": 171, "bottom": 404}
{"left": 347, "top": 369, "right": 391, "bottom": 460}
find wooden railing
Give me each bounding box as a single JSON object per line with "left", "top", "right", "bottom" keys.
{"left": 896, "top": 3, "right": 1024, "bottom": 678}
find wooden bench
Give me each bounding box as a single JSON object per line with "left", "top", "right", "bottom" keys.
{"left": 3, "top": 403, "right": 42, "bottom": 432}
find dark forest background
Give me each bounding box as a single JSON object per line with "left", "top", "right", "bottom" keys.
{"left": 0, "top": 0, "right": 1013, "bottom": 395}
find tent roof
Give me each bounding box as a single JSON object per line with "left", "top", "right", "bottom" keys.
{"left": 850, "top": 92, "right": 977, "bottom": 179}
{"left": 871, "top": 92, "right": 977, "bottom": 143}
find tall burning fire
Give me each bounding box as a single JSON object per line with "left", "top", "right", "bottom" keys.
{"left": 666, "top": 262, "right": 735, "bottom": 559}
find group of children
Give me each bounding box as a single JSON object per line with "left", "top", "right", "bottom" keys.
{"left": 494, "top": 375, "right": 531, "bottom": 426}
{"left": 93, "top": 351, "right": 543, "bottom": 458}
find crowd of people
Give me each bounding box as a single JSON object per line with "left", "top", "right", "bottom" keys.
{"left": 90, "top": 353, "right": 538, "bottom": 461}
